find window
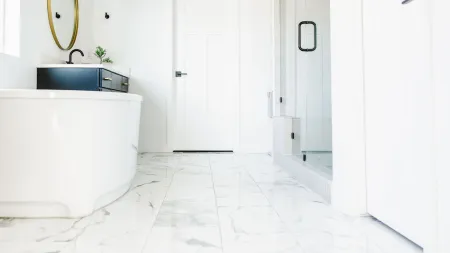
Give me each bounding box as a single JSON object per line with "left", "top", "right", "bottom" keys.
{"left": 0, "top": 0, "right": 4, "bottom": 52}
{"left": 0, "top": 0, "right": 20, "bottom": 57}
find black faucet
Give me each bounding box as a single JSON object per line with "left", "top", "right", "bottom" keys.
{"left": 66, "top": 49, "right": 84, "bottom": 64}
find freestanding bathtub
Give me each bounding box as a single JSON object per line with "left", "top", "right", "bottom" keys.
{"left": 0, "top": 90, "right": 143, "bottom": 218}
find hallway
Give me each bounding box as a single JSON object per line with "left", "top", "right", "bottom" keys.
{"left": 0, "top": 154, "right": 420, "bottom": 253}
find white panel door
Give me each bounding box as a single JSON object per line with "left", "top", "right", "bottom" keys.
{"left": 174, "top": 0, "right": 238, "bottom": 151}
{"left": 364, "top": 0, "right": 432, "bottom": 246}
{"left": 295, "top": 0, "right": 332, "bottom": 152}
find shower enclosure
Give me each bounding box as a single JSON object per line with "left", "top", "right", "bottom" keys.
{"left": 277, "top": 0, "right": 332, "bottom": 174}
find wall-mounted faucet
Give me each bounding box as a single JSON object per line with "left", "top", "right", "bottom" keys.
{"left": 66, "top": 49, "right": 84, "bottom": 64}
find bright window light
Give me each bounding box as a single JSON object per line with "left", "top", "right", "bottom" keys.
{"left": 0, "top": 0, "right": 4, "bottom": 52}
{"left": 0, "top": 0, "right": 20, "bottom": 57}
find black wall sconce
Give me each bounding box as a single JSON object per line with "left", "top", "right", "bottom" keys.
{"left": 55, "top": 12, "right": 61, "bottom": 19}
{"left": 105, "top": 12, "right": 110, "bottom": 19}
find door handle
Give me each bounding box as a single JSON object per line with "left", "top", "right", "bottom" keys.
{"left": 298, "top": 21, "right": 317, "bottom": 52}
{"left": 402, "top": 0, "right": 415, "bottom": 4}
{"left": 175, "top": 71, "right": 188, "bottom": 77}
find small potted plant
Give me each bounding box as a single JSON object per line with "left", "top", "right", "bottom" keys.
{"left": 94, "top": 46, "right": 114, "bottom": 64}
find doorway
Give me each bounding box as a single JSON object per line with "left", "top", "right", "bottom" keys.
{"left": 172, "top": 0, "right": 239, "bottom": 152}
{"left": 279, "top": 0, "right": 332, "bottom": 173}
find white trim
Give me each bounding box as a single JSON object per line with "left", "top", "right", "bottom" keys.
{"left": 360, "top": 0, "right": 369, "bottom": 216}
{"left": 167, "top": 0, "right": 176, "bottom": 152}
{"left": 272, "top": 0, "right": 281, "bottom": 118}
{"left": 233, "top": 0, "right": 241, "bottom": 152}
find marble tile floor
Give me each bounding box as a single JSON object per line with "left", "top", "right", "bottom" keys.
{"left": 0, "top": 153, "right": 422, "bottom": 253}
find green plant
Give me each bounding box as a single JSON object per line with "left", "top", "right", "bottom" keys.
{"left": 94, "top": 46, "right": 114, "bottom": 64}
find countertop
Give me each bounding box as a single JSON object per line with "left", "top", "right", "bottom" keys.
{"left": 38, "top": 64, "right": 130, "bottom": 78}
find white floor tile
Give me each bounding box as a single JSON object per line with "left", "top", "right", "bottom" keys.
{"left": 218, "top": 206, "right": 289, "bottom": 235}
{"left": 0, "top": 153, "right": 421, "bottom": 253}
{"left": 222, "top": 233, "right": 303, "bottom": 253}
{"left": 142, "top": 227, "right": 222, "bottom": 253}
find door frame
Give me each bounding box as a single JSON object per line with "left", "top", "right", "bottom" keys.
{"left": 273, "top": 0, "right": 282, "bottom": 119}
{"left": 273, "top": 0, "right": 369, "bottom": 214}
{"left": 274, "top": 0, "right": 444, "bottom": 251}
{"left": 168, "top": 0, "right": 241, "bottom": 152}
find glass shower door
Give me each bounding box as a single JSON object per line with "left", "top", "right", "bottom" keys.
{"left": 278, "top": 0, "right": 332, "bottom": 174}
{"left": 295, "top": 0, "right": 333, "bottom": 172}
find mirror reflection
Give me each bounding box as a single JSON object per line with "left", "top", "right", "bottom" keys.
{"left": 47, "top": 0, "right": 78, "bottom": 50}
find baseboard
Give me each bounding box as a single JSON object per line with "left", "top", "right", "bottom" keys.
{"left": 274, "top": 153, "right": 332, "bottom": 202}
{"left": 173, "top": 150, "right": 234, "bottom": 153}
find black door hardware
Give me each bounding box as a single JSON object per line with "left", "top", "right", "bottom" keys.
{"left": 176, "top": 71, "right": 188, "bottom": 77}
{"left": 298, "top": 21, "right": 317, "bottom": 52}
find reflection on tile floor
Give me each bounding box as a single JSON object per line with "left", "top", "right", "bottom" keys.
{"left": 0, "top": 153, "right": 422, "bottom": 253}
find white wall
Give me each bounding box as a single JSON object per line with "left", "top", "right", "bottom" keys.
{"left": 91, "top": 0, "right": 130, "bottom": 65}
{"left": 124, "top": 0, "right": 174, "bottom": 153}
{"left": 237, "top": 0, "right": 273, "bottom": 153}
{"left": 92, "top": 0, "right": 174, "bottom": 152}
{"left": 92, "top": 0, "right": 273, "bottom": 153}
{"left": 329, "top": 0, "right": 367, "bottom": 216}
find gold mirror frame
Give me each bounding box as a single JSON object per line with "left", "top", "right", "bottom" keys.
{"left": 47, "top": 0, "right": 79, "bottom": 51}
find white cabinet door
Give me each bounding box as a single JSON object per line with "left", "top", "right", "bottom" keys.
{"left": 364, "top": 0, "right": 432, "bottom": 246}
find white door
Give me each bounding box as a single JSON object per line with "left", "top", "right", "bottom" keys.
{"left": 364, "top": 0, "right": 432, "bottom": 246}
{"left": 295, "top": 0, "right": 332, "bottom": 152}
{"left": 174, "top": 0, "right": 238, "bottom": 151}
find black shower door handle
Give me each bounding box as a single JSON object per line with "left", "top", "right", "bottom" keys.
{"left": 298, "top": 21, "right": 317, "bottom": 52}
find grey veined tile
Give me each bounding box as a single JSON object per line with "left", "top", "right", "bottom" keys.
{"left": 142, "top": 227, "right": 222, "bottom": 253}
{"left": 0, "top": 154, "right": 421, "bottom": 253}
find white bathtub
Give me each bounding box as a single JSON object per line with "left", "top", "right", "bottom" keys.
{"left": 0, "top": 90, "right": 143, "bottom": 218}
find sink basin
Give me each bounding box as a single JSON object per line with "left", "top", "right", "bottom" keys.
{"left": 39, "top": 64, "right": 105, "bottom": 68}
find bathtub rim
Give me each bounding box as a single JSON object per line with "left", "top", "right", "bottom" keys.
{"left": 0, "top": 89, "right": 143, "bottom": 102}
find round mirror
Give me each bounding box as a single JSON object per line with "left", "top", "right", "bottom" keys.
{"left": 47, "top": 0, "right": 79, "bottom": 51}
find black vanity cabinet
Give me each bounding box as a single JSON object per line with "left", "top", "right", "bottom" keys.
{"left": 37, "top": 67, "right": 129, "bottom": 93}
